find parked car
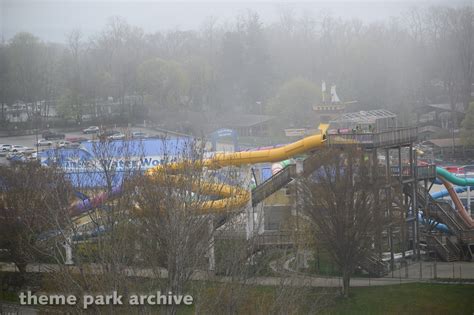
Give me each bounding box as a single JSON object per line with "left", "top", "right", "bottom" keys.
{"left": 132, "top": 131, "right": 148, "bottom": 139}
{"left": 99, "top": 130, "right": 120, "bottom": 137}
{"left": 37, "top": 139, "right": 53, "bottom": 146}
{"left": 56, "top": 141, "right": 80, "bottom": 149}
{"left": 22, "top": 147, "right": 36, "bottom": 154}
{"left": 9, "top": 145, "right": 28, "bottom": 152}
{"left": 56, "top": 141, "right": 71, "bottom": 149}
{"left": 0, "top": 144, "right": 12, "bottom": 156}
{"left": 108, "top": 133, "right": 126, "bottom": 140}
{"left": 42, "top": 130, "right": 65, "bottom": 140}
{"left": 0, "top": 144, "right": 12, "bottom": 151}
{"left": 26, "top": 152, "right": 38, "bottom": 161}
{"left": 83, "top": 126, "right": 100, "bottom": 134}
{"left": 66, "top": 136, "right": 88, "bottom": 143}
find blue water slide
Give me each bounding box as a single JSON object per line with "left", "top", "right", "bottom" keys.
{"left": 417, "top": 212, "right": 451, "bottom": 234}
{"left": 430, "top": 186, "right": 469, "bottom": 200}
{"left": 415, "top": 185, "right": 468, "bottom": 234}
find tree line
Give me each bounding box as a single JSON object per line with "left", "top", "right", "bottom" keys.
{"left": 1, "top": 6, "right": 473, "bottom": 130}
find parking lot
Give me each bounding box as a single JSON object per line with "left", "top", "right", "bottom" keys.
{"left": 0, "top": 126, "right": 163, "bottom": 165}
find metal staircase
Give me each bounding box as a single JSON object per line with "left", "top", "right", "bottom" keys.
{"left": 251, "top": 164, "right": 297, "bottom": 206}
{"left": 404, "top": 184, "right": 474, "bottom": 261}
{"left": 425, "top": 234, "right": 460, "bottom": 262}
{"left": 251, "top": 153, "right": 326, "bottom": 207}
{"left": 359, "top": 255, "right": 388, "bottom": 277}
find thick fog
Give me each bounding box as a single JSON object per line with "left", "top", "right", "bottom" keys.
{"left": 2, "top": 0, "right": 469, "bottom": 42}
{"left": 2, "top": 0, "right": 474, "bottom": 137}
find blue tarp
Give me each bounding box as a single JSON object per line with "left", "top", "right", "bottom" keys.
{"left": 38, "top": 138, "right": 191, "bottom": 188}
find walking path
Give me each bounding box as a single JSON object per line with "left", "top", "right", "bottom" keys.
{"left": 3, "top": 261, "right": 467, "bottom": 289}
{"left": 385, "top": 261, "right": 474, "bottom": 280}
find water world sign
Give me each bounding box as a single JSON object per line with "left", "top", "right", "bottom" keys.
{"left": 40, "top": 154, "right": 169, "bottom": 172}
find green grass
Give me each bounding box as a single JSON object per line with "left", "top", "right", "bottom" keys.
{"left": 323, "top": 283, "right": 474, "bottom": 315}
{"left": 2, "top": 271, "right": 474, "bottom": 314}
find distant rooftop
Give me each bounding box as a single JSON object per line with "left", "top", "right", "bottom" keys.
{"left": 331, "top": 109, "right": 396, "bottom": 123}
{"left": 150, "top": 110, "right": 275, "bottom": 134}
{"left": 415, "top": 103, "right": 466, "bottom": 114}
{"left": 217, "top": 113, "right": 275, "bottom": 128}
{"left": 424, "top": 138, "right": 462, "bottom": 148}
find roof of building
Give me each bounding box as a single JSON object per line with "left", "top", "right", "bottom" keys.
{"left": 150, "top": 110, "right": 275, "bottom": 134}
{"left": 415, "top": 103, "right": 466, "bottom": 114}
{"left": 418, "top": 125, "right": 445, "bottom": 134}
{"left": 331, "top": 109, "right": 396, "bottom": 123}
{"left": 424, "top": 138, "right": 462, "bottom": 148}
{"left": 216, "top": 113, "right": 275, "bottom": 128}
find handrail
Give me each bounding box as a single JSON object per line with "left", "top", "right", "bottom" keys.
{"left": 426, "top": 235, "right": 449, "bottom": 261}
{"left": 359, "top": 254, "right": 388, "bottom": 276}
{"left": 405, "top": 178, "right": 474, "bottom": 243}
{"left": 446, "top": 237, "right": 461, "bottom": 256}
{"left": 327, "top": 127, "right": 418, "bottom": 148}
{"left": 373, "top": 127, "right": 418, "bottom": 147}
{"left": 409, "top": 185, "right": 463, "bottom": 234}
{"left": 251, "top": 164, "right": 296, "bottom": 206}
{"left": 389, "top": 164, "right": 436, "bottom": 179}
{"left": 254, "top": 164, "right": 295, "bottom": 189}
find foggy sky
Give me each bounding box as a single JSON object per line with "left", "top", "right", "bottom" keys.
{"left": 1, "top": 0, "right": 471, "bottom": 43}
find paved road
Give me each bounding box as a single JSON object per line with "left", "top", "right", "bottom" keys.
{"left": 3, "top": 261, "right": 468, "bottom": 289}
{"left": 0, "top": 126, "right": 164, "bottom": 149}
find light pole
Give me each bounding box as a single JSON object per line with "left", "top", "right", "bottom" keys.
{"left": 35, "top": 112, "right": 40, "bottom": 154}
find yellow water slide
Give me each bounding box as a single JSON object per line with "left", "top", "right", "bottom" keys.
{"left": 145, "top": 124, "right": 329, "bottom": 213}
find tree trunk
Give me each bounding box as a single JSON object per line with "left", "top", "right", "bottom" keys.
{"left": 15, "top": 261, "right": 28, "bottom": 288}
{"left": 342, "top": 271, "right": 351, "bottom": 298}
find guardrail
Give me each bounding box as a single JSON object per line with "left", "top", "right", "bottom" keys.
{"left": 425, "top": 234, "right": 455, "bottom": 261}
{"left": 327, "top": 127, "right": 418, "bottom": 148}
{"left": 414, "top": 185, "right": 474, "bottom": 242}
{"left": 373, "top": 127, "right": 418, "bottom": 147}
{"left": 255, "top": 231, "right": 295, "bottom": 247}
{"left": 416, "top": 165, "right": 436, "bottom": 179}
{"left": 388, "top": 164, "right": 436, "bottom": 179}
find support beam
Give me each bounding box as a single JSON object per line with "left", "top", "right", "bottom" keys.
{"left": 386, "top": 148, "right": 394, "bottom": 273}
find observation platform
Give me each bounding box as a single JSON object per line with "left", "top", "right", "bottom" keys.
{"left": 327, "top": 127, "right": 418, "bottom": 149}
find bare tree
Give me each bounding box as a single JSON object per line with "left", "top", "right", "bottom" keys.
{"left": 0, "top": 162, "right": 72, "bottom": 280}
{"left": 301, "top": 147, "right": 384, "bottom": 298}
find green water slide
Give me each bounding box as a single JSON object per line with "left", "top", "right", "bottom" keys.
{"left": 436, "top": 167, "right": 474, "bottom": 186}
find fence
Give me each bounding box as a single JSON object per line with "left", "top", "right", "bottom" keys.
{"left": 327, "top": 127, "right": 418, "bottom": 148}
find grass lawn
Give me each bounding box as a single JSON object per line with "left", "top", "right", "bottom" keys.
{"left": 323, "top": 283, "right": 474, "bottom": 315}
{"left": 2, "top": 271, "right": 473, "bottom": 314}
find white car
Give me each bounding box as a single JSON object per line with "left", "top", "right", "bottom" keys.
{"left": 83, "top": 126, "right": 100, "bottom": 134}
{"left": 108, "top": 133, "right": 126, "bottom": 140}
{"left": 1, "top": 144, "right": 12, "bottom": 151}
{"left": 27, "top": 152, "right": 38, "bottom": 161}
{"left": 37, "top": 139, "right": 53, "bottom": 146}
{"left": 10, "top": 145, "right": 28, "bottom": 152}
{"left": 56, "top": 141, "right": 72, "bottom": 148}
{"left": 23, "top": 147, "right": 36, "bottom": 154}
{"left": 56, "top": 141, "right": 80, "bottom": 149}
{"left": 132, "top": 131, "right": 148, "bottom": 139}
{"left": 0, "top": 144, "right": 12, "bottom": 156}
